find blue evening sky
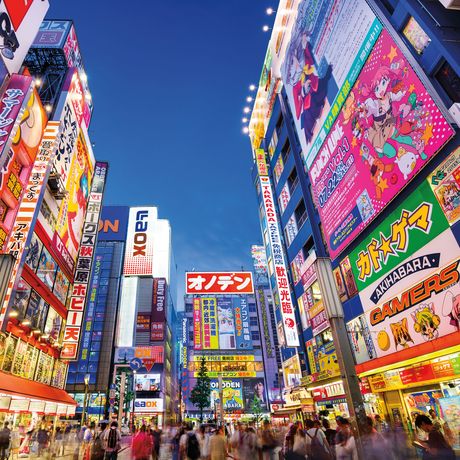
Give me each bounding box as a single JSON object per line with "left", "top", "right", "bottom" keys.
{"left": 48, "top": 1, "right": 273, "bottom": 305}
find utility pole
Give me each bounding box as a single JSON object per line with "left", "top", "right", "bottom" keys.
{"left": 314, "top": 258, "right": 366, "bottom": 442}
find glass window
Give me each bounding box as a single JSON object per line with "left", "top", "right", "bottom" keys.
{"left": 25, "top": 291, "right": 47, "bottom": 330}
{"left": 25, "top": 233, "right": 43, "bottom": 271}
{"left": 13, "top": 278, "right": 31, "bottom": 318}
{"left": 90, "top": 341, "right": 101, "bottom": 352}
{"left": 53, "top": 268, "right": 69, "bottom": 304}
{"left": 93, "top": 321, "right": 104, "bottom": 332}
{"left": 250, "top": 317, "right": 258, "bottom": 327}
{"left": 89, "top": 351, "right": 99, "bottom": 362}
{"left": 251, "top": 331, "right": 260, "bottom": 341}
{"left": 1, "top": 335, "right": 17, "bottom": 372}
{"left": 249, "top": 304, "right": 256, "bottom": 313}
{"left": 435, "top": 60, "right": 460, "bottom": 103}
{"left": 44, "top": 307, "right": 62, "bottom": 340}
{"left": 402, "top": 17, "right": 431, "bottom": 55}
{"left": 36, "top": 246, "right": 58, "bottom": 290}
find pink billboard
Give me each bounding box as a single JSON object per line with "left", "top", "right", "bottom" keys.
{"left": 309, "top": 29, "right": 454, "bottom": 259}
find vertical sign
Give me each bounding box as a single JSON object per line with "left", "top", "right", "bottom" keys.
{"left": 259, "top": 175, "right": 299, "bottom": 346}
{"left": 0, "top": 122, "right": 60, "bottom": 331}
{"left": 217, "top": 297, "right": 235, "bottom": 350}
{"left": 151, "top": 278, "right": 166, "bottom": 341}
{"left": 234, "top": 296, "right": 253, "bottom": 350}
{"left": 193, "top": 297, "right": 202, "bottom": 350}
{"left": 202, "top": 297, "right": 218, "bottom": 349}
{"left": 61, "top": 162, "right": 108, "bottom": 359}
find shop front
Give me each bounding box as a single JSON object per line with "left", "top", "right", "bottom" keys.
{"left": 133, "top": 398, "right": 164, "bottom": 428}
{"left": 310, "top": 381, "right": 350, "bottom": 424}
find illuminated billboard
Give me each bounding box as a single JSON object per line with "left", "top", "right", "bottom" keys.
{"left": 0, "top": 0, "right": 49, "bottom": 74}
{"left": 186, "top": 272, "right": 254, "bottom": 295}
{"left": 202, "top": 297, "right": 219, "bottom": 349}
{"left": 216, "top": 297, "right": 235, "bottom": 350}
{"left": 308, "top": 29, "right": 454, "bottom": 259}
{"left": 124, "top": 207, "right": 157, "bottom": 276}
{"left": 98, "top": 206, "right": 129, "bottom": 241}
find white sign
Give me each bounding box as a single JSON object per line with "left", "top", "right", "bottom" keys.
{"left": 260, "top": 176, "right": 299, "bottom": 346}
{"left": 123, "top": 207, "right": 157, "bottom": 276}
{"left": 134, "top": 398, "right": 164, "bottom": 413}
{"left": 9, "top": 399, "right": 29, "bottom": 412}
{"left": 29, "top": 401, "right": 46, "bottom": 413}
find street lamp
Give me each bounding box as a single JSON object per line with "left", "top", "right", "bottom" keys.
{"left": 132, "top": 370, "right": 137, "bottom": 432}
{"left": 81, "top": 373, "right": 90, "bottom": 427}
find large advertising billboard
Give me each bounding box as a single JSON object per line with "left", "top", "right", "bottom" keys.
{"left": 308, "top": 29, "right": 455, "bottom": 259}
{"left": 124, "top": 207, "right": 157, "bottom": 276}
{"left": 186, "top": 272, "right": 254, "bottom": 295}
{"left": 0, "top": 0, "right": 49, "bottom": 74}
{"left": 233, "top": 296, "right": 252, "bottom": 350}
{"left": 216, "top": 297, "right": 235, "bottom": 350}
{"left": 98, "top": 206, "right": 129, "bottom": 241}
{"left": 243, "top": 378, "right": 268, "bottom": 411}
{"left": 251, "top": 245, "right": 269, "bottom": 287}
{"left": 193, "top": 298, "right": 202, "bottom": 350}
{"left": 280, "top": 0, "right": 381, "bottom": 168}
{"left": 202, "top": 297, "right": 219, "bottom": 349}
{"left": 259, "top": 175, "right": 299, "bottom": 346}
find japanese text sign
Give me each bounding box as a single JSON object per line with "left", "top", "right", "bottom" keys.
{"left": 255, "top": 148, "right": 268, "bottom": 177}
{"left": 151, "top": 278, "right": 166, "bottom": 322}
{"left": 308, "top": 29, "right": 454, "bottom": 260}
{"left": 259, "top": 175, "right": 299, "bottom": 346}
{"left": 193, "top": 298, "right": 202, "bottom": 350}
{"left": 186, "top": 272, "right": 254, "bottom": 294}
{"left": 61, "top": 161, "right": 108, "bottom": 360}
{"left": 202, "top": 297, "right": 219, "bottom": 349}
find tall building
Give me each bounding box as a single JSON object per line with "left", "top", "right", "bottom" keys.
{"left": 248, "top": 0, "right": 460, "bottom": 428}
{"left": 0, "top": 12, "right": 108, "bottom": 426}
{"left": 183, "top": 271, "right": 270, "bottom": 422}
{"left": 113, "top": 207, "right": 179, "bottom": 427}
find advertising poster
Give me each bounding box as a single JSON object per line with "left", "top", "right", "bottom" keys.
{"left": 222, "top": 380, "right": 244, "bottom": 411}
{"left": 347, "top": 315, "right": 377, "bottom": 364}
{"left": 53, "top": 268, "right": 69, "bottom": 304}
{"left": 279, "top": 184, "right": 291, "bottom": 215}
{"left": 55, "top": 126, "right": 94, "bottom": 262}
{"left": 251, "top": 245, "right": 269, "bottom": 287}
{"left": 427, "top": 147, "right": 460, "bottom": 225}
{"left": 284, "top": 215, "right": 298, "bottom": 246}
{"left": 308, "top": 29, "right": 455, "bottom": 260}
{"left": 306, "top": 331, "right": 341, "bottom": 382}
{"left": 135, "top": 374, "right": 160, "bottom": 392}
{"left": 308, "top": 300, "right": 329, "bottom": 336}
{"left": 36, "top": 247, "right": 57, "bottom": 290}
{"left": 243, "top": 378, "right": 268, "bottom": 411}
{"left": 24, "top": 233, "right": 43, "bottom": 271}
{"left": 13, "top": 279, "right": 31, "bottom": 317}
{"left": 282, "top": 354, "right": 302, "bottom": 387}
{"left": 152, "top": 278, "right": 166, "bottom": 322}
{"left": 339, "top": 257, "right": 358, "bottom": 298}
{"left": 333, "top": 267, "right": 348, "bottom": 302}
{"left": 193, "top": 298, "right": 202, "bottom": 350}
{"left": 439, "top": 396, "right": 460, "bottom": 450}
{"left": 217, "top": 297, "right": 235, "bottom": 350}
{"left": 201, "top": 297, "right": 218, "bottom": 349}
{"left": 44, "top": 307, "right": 62, "bottom": 341}
{"left": 234, "top": 296, "right": 252, "bottom": 350}
{"left": 281, "top": 0, "right": 381, "bottom": 169}
{"left": 366, "top": 258, "right": 460, "bottom": 359}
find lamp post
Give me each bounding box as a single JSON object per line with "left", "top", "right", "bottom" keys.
{"left": 132, "top": 370, "right": 137, "bottom": 432}
{"left": 81, "top": 373, "right": 90, "bottom": 427}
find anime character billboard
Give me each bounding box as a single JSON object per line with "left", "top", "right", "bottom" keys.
{"left": 281, "top": 0, "right": 380, "bottom": 166}
{"left": 308, "top": 29, "right": 454, "bottom": 259}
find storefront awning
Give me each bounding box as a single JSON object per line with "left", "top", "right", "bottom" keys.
{"left": 0, "top": 371, "right": 76, "bottom": 405}
{"left": 272, "top": 405, "right": 302, "bottom": 416}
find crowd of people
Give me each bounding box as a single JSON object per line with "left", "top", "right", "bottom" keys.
{"left": 0, "top": 410, "right": 456, "bottom": 459}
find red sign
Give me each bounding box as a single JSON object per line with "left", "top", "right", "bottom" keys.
{"left": 186, "top": 272, "right": 254, "bottom": 294}
{"left": 4, "top": 0, "right": 33, "bottom": 29}
{"left": 150, "top": 322, "right": 164, "bottom": 341}
{"left": 152, "top": 278, "right": 166, "bottom": 321}
{"left": 52, "top": 232, "right": 75, "bottom": 276}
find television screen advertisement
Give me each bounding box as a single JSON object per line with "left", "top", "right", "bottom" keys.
{"left": 308, "top": 29, "right": 455, "bottom": 260}
{"left": 216, "top": 297, "right": 235, "bottom": 350}
{"left": 243, "top": 378, "right": 268, "bottom": 411}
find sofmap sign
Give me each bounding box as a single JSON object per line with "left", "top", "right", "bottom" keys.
{"left": 308, "top": 29, "right": 454, "bottom": 260}
{"left": 0, "top": 0, "right": 49, "bottom": 74}
{"left": 124, "top": 207, "right": 157, "bottom": 276}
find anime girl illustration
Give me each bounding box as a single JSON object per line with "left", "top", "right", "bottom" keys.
{"left": 412, "top": 304, "right": 441, "bottom": 340}
{"left": 390, "top": 318, "right": 414, "bottom": 350}
{"left": 442, "top": 291, "right": 460, "bottom": 330}
{"left": 282, "top": 0, "right": 331, "bottom": 143}
{"left": 358, "top": 59, "right": 426, "bottom": 161}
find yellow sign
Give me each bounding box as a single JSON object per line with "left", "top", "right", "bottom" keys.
{"left": 194, "top": 371, "right": 257, "bottom": 378}
{"left": 255, "top": 148, "right": 268, "bottom": 177}
{"left": 192, "top": 355, "right": 255, "bottom": 362}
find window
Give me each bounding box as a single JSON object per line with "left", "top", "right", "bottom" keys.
{"left": 402, "top": 17, "right": 430, "bottom": 55}
{"left": 288, "top": 168, "right": 299, "bottom": 194}
{"left": 250, "top": 317, "right": 258, "bottom": 327}
{"left": 36, "top": 247, "right": 58, "bottom": 291}
{"left": 302, "top": 238, "right": 314, "bottom": 261}
{"left": 275, "top": 114, "right": 283, "bottom": 134}
{"left": 249, "top": 303, "right": 256, "bottom": 313}
{"left": 251, "top": 331, "right": 260, "bottom": 341}
{"left": 294, "top": 200, "right": 308, "bottom": 228}
{"left": 185, "top": 303, "right": 193, "bottom": 313}
{"left": 435, "top": 60, "right": 460, "bottom": 103}
{"left": 281, "top": 139, "right": 291, "bottom": 163}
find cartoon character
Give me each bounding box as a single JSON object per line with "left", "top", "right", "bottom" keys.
{"left": 359, "top": 59, "right": 417, "bottom": 159}
{"left": 360, "top": 143, "right": 394, "bottom": 199}
{"left": 412, "top": 304, "right": 441, "bottom": 340}
{"left": 437, "top": 181, "right": 460, "bottom": 213}
{"left": 282, "top": 1, "right": 332, "bottom": 143}
{"left": 442, "top": 291, "right": 460, "bottom": 330}
{"left": 395, "top": 146, "right": 418, "bottom": 180}
{"left": 390, "top": 317, "right": 414, "bottom": 349}
{"left": 357, "top": 190, "right": 375, "bottom": 222}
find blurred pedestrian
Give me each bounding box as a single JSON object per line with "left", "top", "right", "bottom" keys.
{"left": 37, "top": 424, "right": 50, "bottom": 458}
{"left": 283, "top": 423, "right": 299, "bottom": 459}
{"left": 334, "top": 419, "right": 357, "bottom": 460}
{"left": 152, "top": 425, "right": 162, "bottom": 460}
{"left": 305, "top": 419, "right": 332, "bottom": 460}
{"left": 415, "top": 414, "right": 455, "bottom": 459}
{"left": 361, "top": 416, "right": 391, "bottom": 460}
{"left": 293, "top": 426, "right": 308, "bottom": 458}
{"left": 132, "top": 425, "right": 153, "bottom": 460}
{"left": 374, "top": 415, "right": 388, "bottom": 435}
{"left": 209, "top": 426, "right": 227, "bottom": 460}
{"left": 322, "top": 419, "right": 337, "bottom": 449}
{"left": 259, "top": 420, "right": 279, "bottom": 460}
{"left": 102, "top": 421, "right": 121, "bottom": 460}
{"left": 0, "top": 421, "right": 11, "bottom": 460}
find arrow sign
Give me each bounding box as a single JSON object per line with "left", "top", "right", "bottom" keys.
{"left": 129, "top": 357, "right": 143, "bottom": 372}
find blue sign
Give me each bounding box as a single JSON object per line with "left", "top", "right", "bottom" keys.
{"left": 233, "top": 297, "right": 253, "bottom": 350}
{"left": 98, "top": 206, "right": 129, "bottom": 241}
{"left": 129, "top": 358, "right": 143, "bottom": 372}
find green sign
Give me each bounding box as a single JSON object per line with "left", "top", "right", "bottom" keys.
{"left": 348, "top": 181, "right": 449, "bottom": 292}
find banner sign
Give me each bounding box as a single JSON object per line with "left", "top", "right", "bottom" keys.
{"left": 0, "top": 122, "right": 60, "bottom": 331}
{"left": 243, "top": 378, "right": 268, "bottom": 410}
{"left": 234, "top": 296, "right": 252, "bottom": 350}
{"left": 257, "top": 288, "right": 274, "bottom": 358}
{"left": 308, "top": 29, "right": 454, "bottom": 260}
{"left": 217, "top": 297, "right": 235, "bottom": 349}
{"left": 61, "top": 162, "right": 108, "bottom": 360}
{"left": 366, "top": 259, "right": 460, "bottom": 359}
{"left": 347, "top": 315, "right": 377, "bottom": 364}
{"left": 255, "top": 148, "right": 269, "bottom": 176}
{"left": 152, "top": 278, "right": 166, "bottom": 322}
{"left": 427, "top": 147, "right": 460, "bottom": 226}
{"left": 305, "top": 334, "right": 340, "bottom": 383}
{"left": 259, "top": 175, "right": 299, "bottom": 346}
{"left": 114, "top": 346, "right": 164, "bottom": 365}
{"left": 193, "top": 298, "right": 202, "bottom": 350}
{"left": 222, "top": 380, "right": 244, "bottom": 411}
{"left": 251, "top": 245, "right": 269, "bottom": 287}
{"left": 134, "top": 398, "right": 164, "bottom": 413}
{"left": 197, "top": 371, "right": 257, "bottom": 378}
{"left": 124, "top": 207, "right": 156, "bottom": 276}
{"left": 186, "top": 272, "right": 254, "bottom": 294}
{"left": 193, "top": 355, "right": 256, "bottom": 362}
{"left": 202, "top": 297, "right": 219, "bottom": 349}
{"left": 136, "top": 314, "right": 151, "bottom": 332}
{"left": 348, "top": 181, "right": 450, "bottom": 294}
{"left": 150, "top": 321, "right": 165, "bottom": 341}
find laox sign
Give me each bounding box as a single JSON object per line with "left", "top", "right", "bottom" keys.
{"left": 133, "top": 210, "right": 148, "bottom": 256}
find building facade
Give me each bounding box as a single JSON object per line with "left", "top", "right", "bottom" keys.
{"left": 249, "top": 0, "right": 460, "bottom": 430}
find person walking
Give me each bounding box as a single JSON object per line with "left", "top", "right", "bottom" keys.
{"left": 152, "top": 425, "right": 162, "bottom": 460}
{"left": 209, "top": 426, "right": 227, "bottom": 460}
{"left": 0, "top": 422, "right": 11, "bottom": 460}
{"left": 334, "top": 419, "right": 356, "bottom": 460}
{"left": 102, "top": 421, "right": 121, "bottom": 460}
{"left": 132, "top": 425, "right": 154, "bottom": 460}
{"left": 305, "top": 419, "right": 332, "bottom": 460}
{"left": 37, "top": 424, "right": 50, "bottom": 458}
{"left": 259, "top": 420, "right": 279, "bottom": 460}
{"left": 415, "top": 414, "right": 455, "bottom": 459}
